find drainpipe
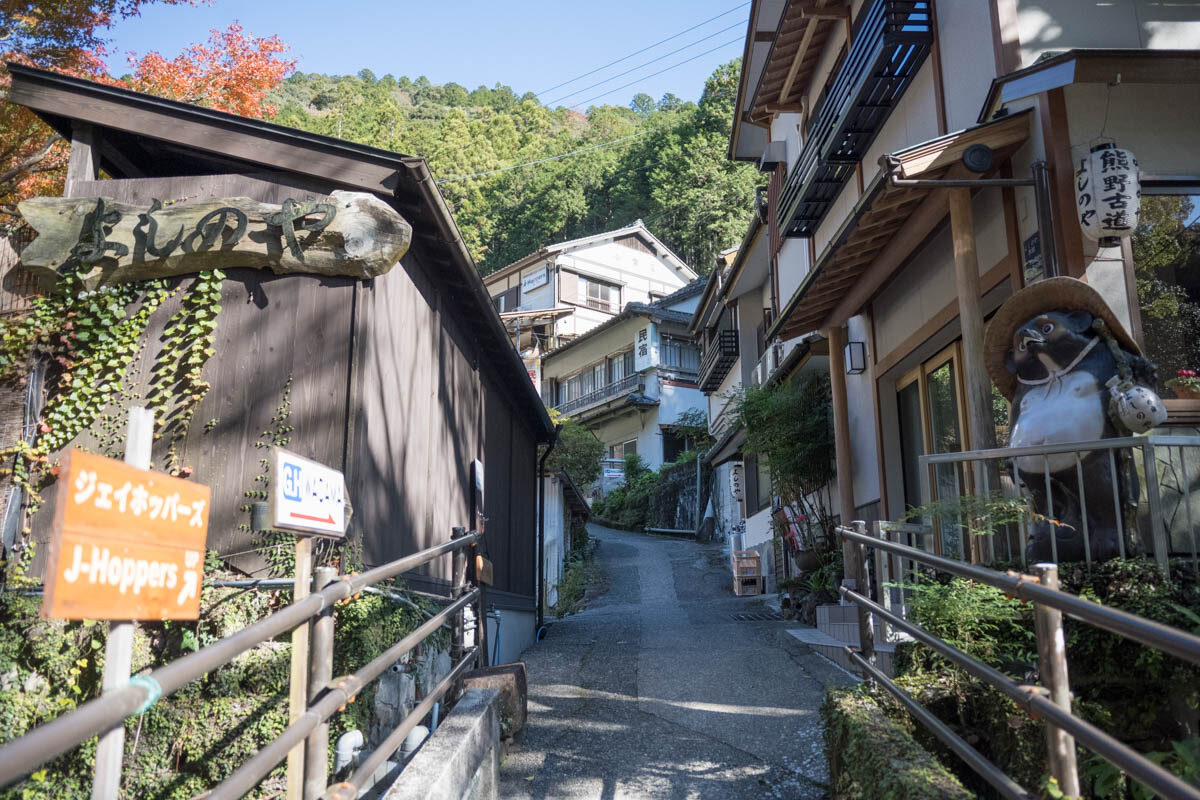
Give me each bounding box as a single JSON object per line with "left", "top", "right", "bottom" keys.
{"left": 537, "top": 425, "right": 562, "bottom": 633}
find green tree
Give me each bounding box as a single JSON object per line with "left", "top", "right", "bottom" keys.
{"left": 544, "top": 410, "right": 605, "bottom": 487}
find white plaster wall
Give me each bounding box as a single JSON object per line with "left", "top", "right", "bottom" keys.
{"left": 814, "top": 178, "right": 860, "bottom": 259}
{"left": 556, "top": 306, "right": 613, "bottom": 340}
{"left": 770, "top": 111, "right": 804, "bottom": 172}
{"left": 658, "top": 382, "right": 707, "bottom": 427}
{"left": 542, "top": 317, "right": 640, "bottom": 381}
{"left": 934, "top": 1, "right": 1001, "bottom": 132}
{"left": 1016, "top": 1, "right": 1200, "bottom": 68}
{"left": 636, "top": 406, "right": 667, "bottom": 470}
{"left": 743, "top": 505, "right": 774, "bottom": 549}
{"left": 845, "top": 316, "right": 880, "bottom": 508}
{"left": 664, "top": 292, "right": 701, "bottom": 315}
{"left": 1085, "top": 250, "right": 1134, "bottom": 335}
{"left": 542, "top": 475, "right": 565, "bottom": 608}
{"left": 708, "top": 358, "right": 743, "bottom": 435}
{"left": 776, "top": 237, "right": 811, "bottom": 323}
{"left": 861, "top": 63, "right": 941, "bottom": 188}
{"left": 557, "top": 241, "right": 690, "bottom": 299}
{"left": 872, "top": 187, "right": 1010, "bottom": 353}
{"left": 709, "top": 461, "right": 743, "bottom": 536}
{"left": 1065, "top": 83, "right": 1200, "bottom": 178}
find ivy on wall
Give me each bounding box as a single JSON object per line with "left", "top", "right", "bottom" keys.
{"left": 0, "top": 263, "right": 224, "bottom": 580}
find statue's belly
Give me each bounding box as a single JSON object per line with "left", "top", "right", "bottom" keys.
{"left": 1010, "top": 372, "right": 1106, "bottom": 474}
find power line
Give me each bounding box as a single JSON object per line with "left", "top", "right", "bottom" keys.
{"left": 435, "top": 127, "right": 662, "bottom": 184}
{"left": 535, "top": 2, "right": 749, "bottom": 97}
{"left": 544, "top": 21, "right": 745, "bottom": 107}
{"left": 569, "top": 37, "right": 743, "bottom": 110}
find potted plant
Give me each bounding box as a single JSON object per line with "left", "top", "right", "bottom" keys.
{"left": 1166, "top": 368, "right": 1200, "bottom": 400}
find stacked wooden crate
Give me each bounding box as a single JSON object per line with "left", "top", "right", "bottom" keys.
{"left": 732, "top": 550, "right": 764, "bottom": 596}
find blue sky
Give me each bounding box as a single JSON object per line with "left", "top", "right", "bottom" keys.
{"left": 105, "top": 1, "right": 750, "bottom": 109}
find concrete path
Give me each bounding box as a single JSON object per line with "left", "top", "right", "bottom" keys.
{"left": 499, "top": 524, "right": 853, "bottom": 800}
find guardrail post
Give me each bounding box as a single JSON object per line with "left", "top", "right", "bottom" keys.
{"left": 304, "top": 566, "right": 337, "bottom": 800}
{"left": 451, "top": 527, "right": 468, "bottom": 696}
{"left": 1141, "top": 441, "right": 1171, "bottom": 577}
{"left": 1034, "top": 563, "right": 1080, "bottom": 797}
{"left": 471, "top": 536, "right": 488, "bottom": 668}
{"left": 851, "top": 521, "right": 876, "bottom": 672}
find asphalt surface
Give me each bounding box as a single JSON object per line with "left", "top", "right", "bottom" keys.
{"left": 498, "top": 523, "right": 853, "bottom": 800}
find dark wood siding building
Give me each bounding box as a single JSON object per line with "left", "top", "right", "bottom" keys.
{"left": 7, "top": 65, "right": 553, "bottom": 613}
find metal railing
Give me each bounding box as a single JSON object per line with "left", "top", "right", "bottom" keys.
{"left": 553, "top": 373, "right": 642, "bottom": 417}
{"left": 699, "top": 329, "right": 738, "bottom": 392}
{"left": 0, "top": 528, "right": 487, "bottom": 799}
{"left": 778, "top": 0, "right": 933, "bottom": 236}
{"left": 837, "top": 521, "right": 1200, "bottom": 800}
{"left": 917, "top": 435, "right": 1200, "bottom": 574}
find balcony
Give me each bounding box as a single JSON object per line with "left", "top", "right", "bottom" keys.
{"left": 554, "top": 373, "right": 643, "bottom": 418}
{"left": 699, "top": 329, "right": 739, "bottom": 392}
{"left": 779, "top": 0, "right": 933, "bottom": 237}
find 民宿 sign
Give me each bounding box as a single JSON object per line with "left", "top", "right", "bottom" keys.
{"left": 43, "top": 449, "right": 210, "bottom": 620}
{"left": 271, "top": 448, "right": 348, "bottom": 537}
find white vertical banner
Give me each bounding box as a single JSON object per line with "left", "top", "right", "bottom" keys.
{"left": 634, "top": 321, "right": 658, "bottom": 372}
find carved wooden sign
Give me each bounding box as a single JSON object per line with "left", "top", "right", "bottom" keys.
{"left": 18, "top": 189, "right": 412, "bottom": 287}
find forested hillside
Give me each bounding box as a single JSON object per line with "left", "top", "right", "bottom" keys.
{"left": 269, "top": 62, "right": 762, "bottom": 274}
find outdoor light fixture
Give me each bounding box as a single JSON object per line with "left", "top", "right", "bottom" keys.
{"left": 844, "top": 341, "right": 867, "bottom": 375}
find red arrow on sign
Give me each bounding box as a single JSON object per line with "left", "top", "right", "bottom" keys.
{"left": 290, "top": 511, "right": 335, "bottom": 525}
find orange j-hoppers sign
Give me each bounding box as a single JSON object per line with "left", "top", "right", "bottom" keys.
{"left": 43, "top": 449, "right": 211, "bottom": 620}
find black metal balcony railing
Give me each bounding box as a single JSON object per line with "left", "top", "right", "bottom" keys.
{"left": 779, "top": 0, "right": 933, "bottom": 237}
{"left": 699, "top": 329, "right": 739, "bottom": 392}
{"left": 554, "top": 373, "right": 642, "bottom": 417}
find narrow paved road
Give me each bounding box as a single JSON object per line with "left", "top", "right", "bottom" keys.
{"left": 499, "top": 524, "right": 852, "bottom": 800}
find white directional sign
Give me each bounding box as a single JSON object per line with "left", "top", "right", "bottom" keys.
{"left": 271, "top": 448, "right": 348, "bottom": 538}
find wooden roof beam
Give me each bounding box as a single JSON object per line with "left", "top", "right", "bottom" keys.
{"left": 777, "top": 14, "right": 821, "bottom": 104}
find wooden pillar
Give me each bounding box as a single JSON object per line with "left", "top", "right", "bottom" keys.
{"left": 950, "top": 188, "right": 999, "bottom": 561}
{"left": 65, "top": 123, "right": 97, "bottom": 197}
{"left": 827, "top": 325, "right": 857, "bottom": 552}
{"left": 949, "top": 188, "right": 997, "bottom": 456}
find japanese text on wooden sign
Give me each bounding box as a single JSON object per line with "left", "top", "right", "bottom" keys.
{"left": 271, "top": 448, "right": 347, "bottom": 538}
{"left": 44, "top": 449, "right": 210, "bottom": 620}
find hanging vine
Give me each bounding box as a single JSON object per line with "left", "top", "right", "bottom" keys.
{"left": 0, "top": 264, "right": 226, "bottom": 577}
{"left": 149, "top": 269, "right": 224, "bottom": 474}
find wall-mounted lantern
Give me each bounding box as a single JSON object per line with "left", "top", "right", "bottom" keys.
{"left": 1075, "top": 143, "right": 1140, "bottom": 248}
{"left": 844, "top": 341, "right": 867, "bottom": 375}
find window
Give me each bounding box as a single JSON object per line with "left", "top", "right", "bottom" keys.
{"left": 660, "top": 336, "right": 699, "bottom": 372}
{"left": 579, "top": 276, "right": 620, "bottom": 312}
{"left": 662, "top": 429, "right": 687, "bottom": 464}
{"left": 609, "top": 439, "right": 637, "bottom": 459}
{"left": 492, "top": 286, "right": 518, "bottom": 313}
{"left": 609, "top": 350, "right": 634, "bottom": 382}
{"left": 1131, "top": 193, "right": 1200, "bottom": 398}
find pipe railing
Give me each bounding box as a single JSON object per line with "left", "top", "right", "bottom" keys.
{"left": 0, "top": 529, "right": 485, "bottom": 798}
{"left": 917, "top": 434, "right": 1200, "bottom": 575}
{"left": 837, "top": 521, "right": 1200, "bottom": 798}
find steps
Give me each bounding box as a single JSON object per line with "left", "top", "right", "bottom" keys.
{"left": 788, "top": 604, "right": 900, "bottom": 677}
